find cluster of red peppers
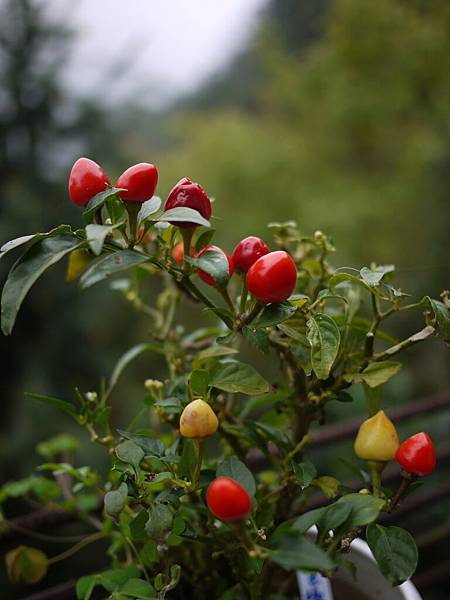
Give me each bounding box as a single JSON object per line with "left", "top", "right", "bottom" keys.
{"left": 69, "top": 157, "right": 436, "bottom": 523}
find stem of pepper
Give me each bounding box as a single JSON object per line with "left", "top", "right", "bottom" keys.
{"left": 389, "top": 470, "right": 417, "bottom": 511}
{"left": 181, "top": 227, "right": 194, "bottom": 274}
{"left": 239, "top": 275, "right": 248, "bottom": 314}
{"left": 125, "top": 203, "right": 140, "bottom": 248}
{"left": 220, "top": 286, "right": 237, "bottom": 316}
{"left": 368, "top": 460, "right": 384, "bottom": 497}
{"left": 192, "top": 439, "right": 204, "bottom": 488}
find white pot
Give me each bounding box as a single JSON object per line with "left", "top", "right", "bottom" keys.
{"left": 299, "top": 531, "right": 422, "bottom": 600}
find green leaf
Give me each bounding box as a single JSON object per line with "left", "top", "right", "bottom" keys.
{"left": 1, "top": 234, "right": 81, "bottom": 335}
{"left": 360, "top": 265, "right": 394, "bottom": 287}
{"left": 186, "top": 249, "right": 229, "bottom": 287}
{"left": 99, "top": 566, "right": 140, "bottom": 592}
{"left": 157, "top": 207, "right": 210, "bottom": 228}
{"left": 269, "top": 534, "right": 335, "bottom": 571}
{"left": 189, "top": 369, "right": 209, "bottom": 397}
{"left": 82, "top": 188, "right": 123, "bottom": 224}
{"left": 85, "top": 223, "right": 121, "bottom": 256}
{"left": 145, "top": 503, "right": 173, "bottom": 539}
{"left": 314, "top": 476, "right": 340, "bottom": 499}
{"left": 306, "top": 314, "right": 340, "bottom": 380}
{"left": 195, "top": 228, "right": 216, "bottom": 252}
{"left": 336, "top": 493, "right": 384, "bottom": 528}
{"left": 76, "top": 575, "right": 97, "bottom": 600}
{"left": 293, "top": 461, "right": 317, "bottom": 489}
{"left": 290, "top": 341, "right": 312, "bottom": 376}
{"left": 320, "top": 502, "right": 353, "bottom": 532}
{"left": 0, "top": 225, "right": 73, "bottom": 260}
{"left": 193, "top": 345, "right": 238, "bottom": 367}
{"left": 360, "top": 361, "right": 401, "bottom": 388}
{"left": 366, "top": 524, "right": 418, "bottom": 586}
{"left": 209, "top": 360, "right": 270, "bottom": 395}
{"left": 26, "top": 392, "right": 78, "bottom": 419}
{"left": 120, "top": 578, "right": 156, "bottom": 599}
{"left": 79, "top": 250, "right": 150, "bottom": 289}
{"left": 104, "top": 482, "right": 128, "bottom": 515}
{"left": 108, "top": 343, "right": 163, "bottom": 394}
{"left": 117, "top": 430, "right": 165, "bottom": 457}
{"left": 178, "top": 439, "right": 198, "bottom": 479}
{"left": 242, "top": 326, "right": 270, "bottom": 354}
{"left": 130, "top": 510, "right": 149, "bottom": 542}
{"left": 424, "top": 297, "right": 449, "bottom": 342}
{"left": 116, "top": 441, "right": 144, "bottom": 468}
{"left": 137, "top": 196, "right": 162, "bottom": 224}
{"left": 255, "top": 302, "right": 297, "bottom": 328}
{"left": 292, "top": 507, "right": 327, "bottom": 534}
{"left": 217, "top": 456, "right": 256, "bottom": 497}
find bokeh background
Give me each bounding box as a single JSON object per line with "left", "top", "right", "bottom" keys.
{"left": 0, "top": 1, "right": 449, "bottom": 598}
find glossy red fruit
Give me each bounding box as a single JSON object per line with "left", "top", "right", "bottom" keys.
{"left": 165, "top": 177, "right": 211, "bottom": 228}
{"left": 246, "top": 250, "right": 297, "bottom": 304}
{"left": 197, "top": 245, "right": 234, "bottom": 288}
{"left": 395, "top": 432, "right": 436, "bottom": 476}
{"left": 116, "top": 163, "right": 158, "bottom": 202}
{"left": 232, "top": 236, "right": 270, "bottom": 273}
{"left": 206, "top": 476, "right": 252, "bottom": 521}
{"left": 68, "top": 158, "right": 110, "bottom": 207}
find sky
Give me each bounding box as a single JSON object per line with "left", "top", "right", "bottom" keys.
{"left": 45, "top": 0, "right": 268, "bottom": 107}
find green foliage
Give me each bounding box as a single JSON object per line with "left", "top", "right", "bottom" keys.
{"left": 366, "top": 524, "right": 418, "bottom": 586}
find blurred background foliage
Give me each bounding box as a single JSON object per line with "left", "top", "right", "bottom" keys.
{"left": 0, "top": 0, "right": 449, "bottom": 597}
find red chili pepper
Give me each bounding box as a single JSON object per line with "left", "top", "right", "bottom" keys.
{"left": 197, "top": 245, "right": 234, "bottom": 288}
{"left": 164, "top": 177, "right": 211, "bottom": 228}
{"left": 231, "top": 236, "right": 270, "bottom": 273}
{"left": 395, "top": 432, "right": 436, "bottom": 476}
{"left": 206, "top": 476, "right": 252, "bottom": 521}
{"left": 116, "top": 162, "right": 158, "bottom": 202}
{"left": 246, "top": 250, "right": 297, "bottom": 304}
{"left": 68, "top": 158, "right": 110, "bottom": 207}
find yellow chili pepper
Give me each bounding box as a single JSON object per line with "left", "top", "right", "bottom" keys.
{"left": 354, "top": 410, "right": 399, "bottom": 462}
{"left": 179, "top": 399, "right": 218, "bottom": 439}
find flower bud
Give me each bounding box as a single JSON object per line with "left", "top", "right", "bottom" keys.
{"left": 354, "top": 410, "right": 399, "bottom": 462}
{"left": 179, "top": 399, "right": 218, "bottom": 439}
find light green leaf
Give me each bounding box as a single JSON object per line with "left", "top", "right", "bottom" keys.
{"left": 108, "top": 342, "right": 164, "bottom": 395}
{"left": 217, "top": 456, "right": 256, "bottom": 497}
{"left": 209, "top": 360, "right": 270, "bottom": 395}
{"left": 79, "top": 250, "right": 150, "bottom": 289}
{"left": 314, "top": 476, "right": 340, "bottom": 499}
{"left": 120, "top": 578, "right": 156, "bottom": 599}
{"left": 137, "top": 196, "right": 162, "bottom": 224}
{"left": 360, "top": 265, "right": 394, "bottom": 287}
{"left": 99, "top": 566, "right": 140, "bottom": 592}
{"left": 293, "top": 461, "right": 317, "bottom": 489}
{"left": 360, "top": 361, "right": 401, "bottom": 388}
{"left": 366, "top": 524, "right": 418, "bottom": 586}
{"left": 82, "top": 187, "right": 123, "bottom": 224}
{"left": 0, "top": 225, "right": 73, "bottom": 260}
{"left": 85, "top": 223, "right": 122, "bottom": 256}
{"left": 424, "top": 297, "right": 449, "bottom": 343}
{"left": 189, "top": 369, "right": 209, "bottom": 397}
{"left": 145, "top": 503, "right": 173, "bottom": 539}
{"left": 157, "top": 207, "right": 210, "bottom": 228}
{"left": 306, "top": 314, "right": 340, "bottom": 380}
{"left": 1, "top": 234, "right": 81, "bottom": 335}
{"left": 76, "top": 575, "right": 97, "bottom": 600}
{"left": 193, "top": 345, "right": 238, "bottom": 368}
{"left": 117, "top": 430, "right": 165, "bottom": 457}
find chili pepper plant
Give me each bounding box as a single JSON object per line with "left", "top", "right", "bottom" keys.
{"left": 0, "top": 159, "right": 449, "bottom": 599}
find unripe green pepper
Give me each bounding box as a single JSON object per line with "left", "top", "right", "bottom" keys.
{"left": 354, "top": 410, "right": 399, "bottom": 462}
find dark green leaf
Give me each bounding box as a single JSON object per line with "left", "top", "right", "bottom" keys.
{"left": 193, "top": 345, "right": 238, "bottom": 367}
{"left": 202, "top": 306, "right": 234, "bottom": 328}
{"left": 269, "top": 534, "right": 335, "bottom": 571}
{"left": 424, "top": 297, "right": 449, "bottom": 342}
{"left": 209, "top": 360, "right": 270, "bottom": 395}
{"left": 1, "top": 234, "right": 81, "bottom": 335}
{"left": 195, "top": 228, "right": 216, "bottom": 252}
{"left": 320, "top": 502, "right": 353, "bottom": 532}
{"left": 366, "top": 524, "right": 418, "bottom": 586}
{"left": 0, "top": 225, "right": 73, "bottom": 260}
{"left": 157, "top": 207, "right": 210, "bottom": 228}
{"left": 79, "top": 250, "right": 150, "bottom": 289}
{"left": 117, "top": 430, "right": 165, "bottom": 457}
{"left": 99, "top": 566, "right": 140, "bottom": 592}
{"left": 217, "top": 456, "right": 256, "bottom": 497}
{"left": 186, "top": 249, "right": 229, "bottom": 287}
{"left": 26, "top": 393, "right": 78, "bottom": 419}
{"left": 145, "top": 504, "right": 173, "bottom": 539}
{"left": 104, "top": 482, "right": 128, "bottom": 515}
{"left": 116, "top": 441, "right": 144, "bottom": 467}
{"left": 306, "top": 314, "right": 340, "bottom": 380}
{"left": 130, "top": 510, "right": 148, "bottom": 542}
{"left": 255, "top": 302, "right": 297, "bottom": 328}
{"left": 336, "top": 493, "right": 384, "bottom": 527}
{"left": 178, "top": 439, "right": 198, "bottom": 479}
{"left": 292, "top": 507, "right": 327, "bottom": 534}
{"left": 242, "top": 326, "right": 270, "bottom": 353}
{"left": 293, "top": 461, "right": 317, "bottom": 488}
{"left": 82, "top": 188, "right": 123, "bottom": 224}
{"left": 290, "top": 341, "right": 312, "bottom": 376}
{"left": 120, "top": 578, "right": 156, "bottom": 599}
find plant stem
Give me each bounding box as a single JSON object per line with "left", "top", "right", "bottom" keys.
{"left": 125, "top": 203, "right": 140, "bottom": 249}
{"left": 368, "top": 460, "right": 384, "bottom": 497}
{"left": 389, "top": 471, "right": 417, "bottom": 511}
{"left": 192, "top": 439, "right": 204, "bottom": 488}
{"left": 47, "top": 531, "right": 106, "bottom": 565}
{"left": 220, "top": 286, "right": 236, "bottom": 316}
{"left": 239, "top": 276, "right": 248, "bottom": 314}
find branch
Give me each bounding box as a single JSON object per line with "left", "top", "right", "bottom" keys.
{"left": 372, "top": 325, "right": 435, "bottom": 361}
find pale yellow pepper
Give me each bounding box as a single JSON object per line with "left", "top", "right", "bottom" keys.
{"left": 179, "top": 399, "right": 218, "bottom": 439}
{"left": 354, "top": 410, "right": 399, "bottom": 462}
